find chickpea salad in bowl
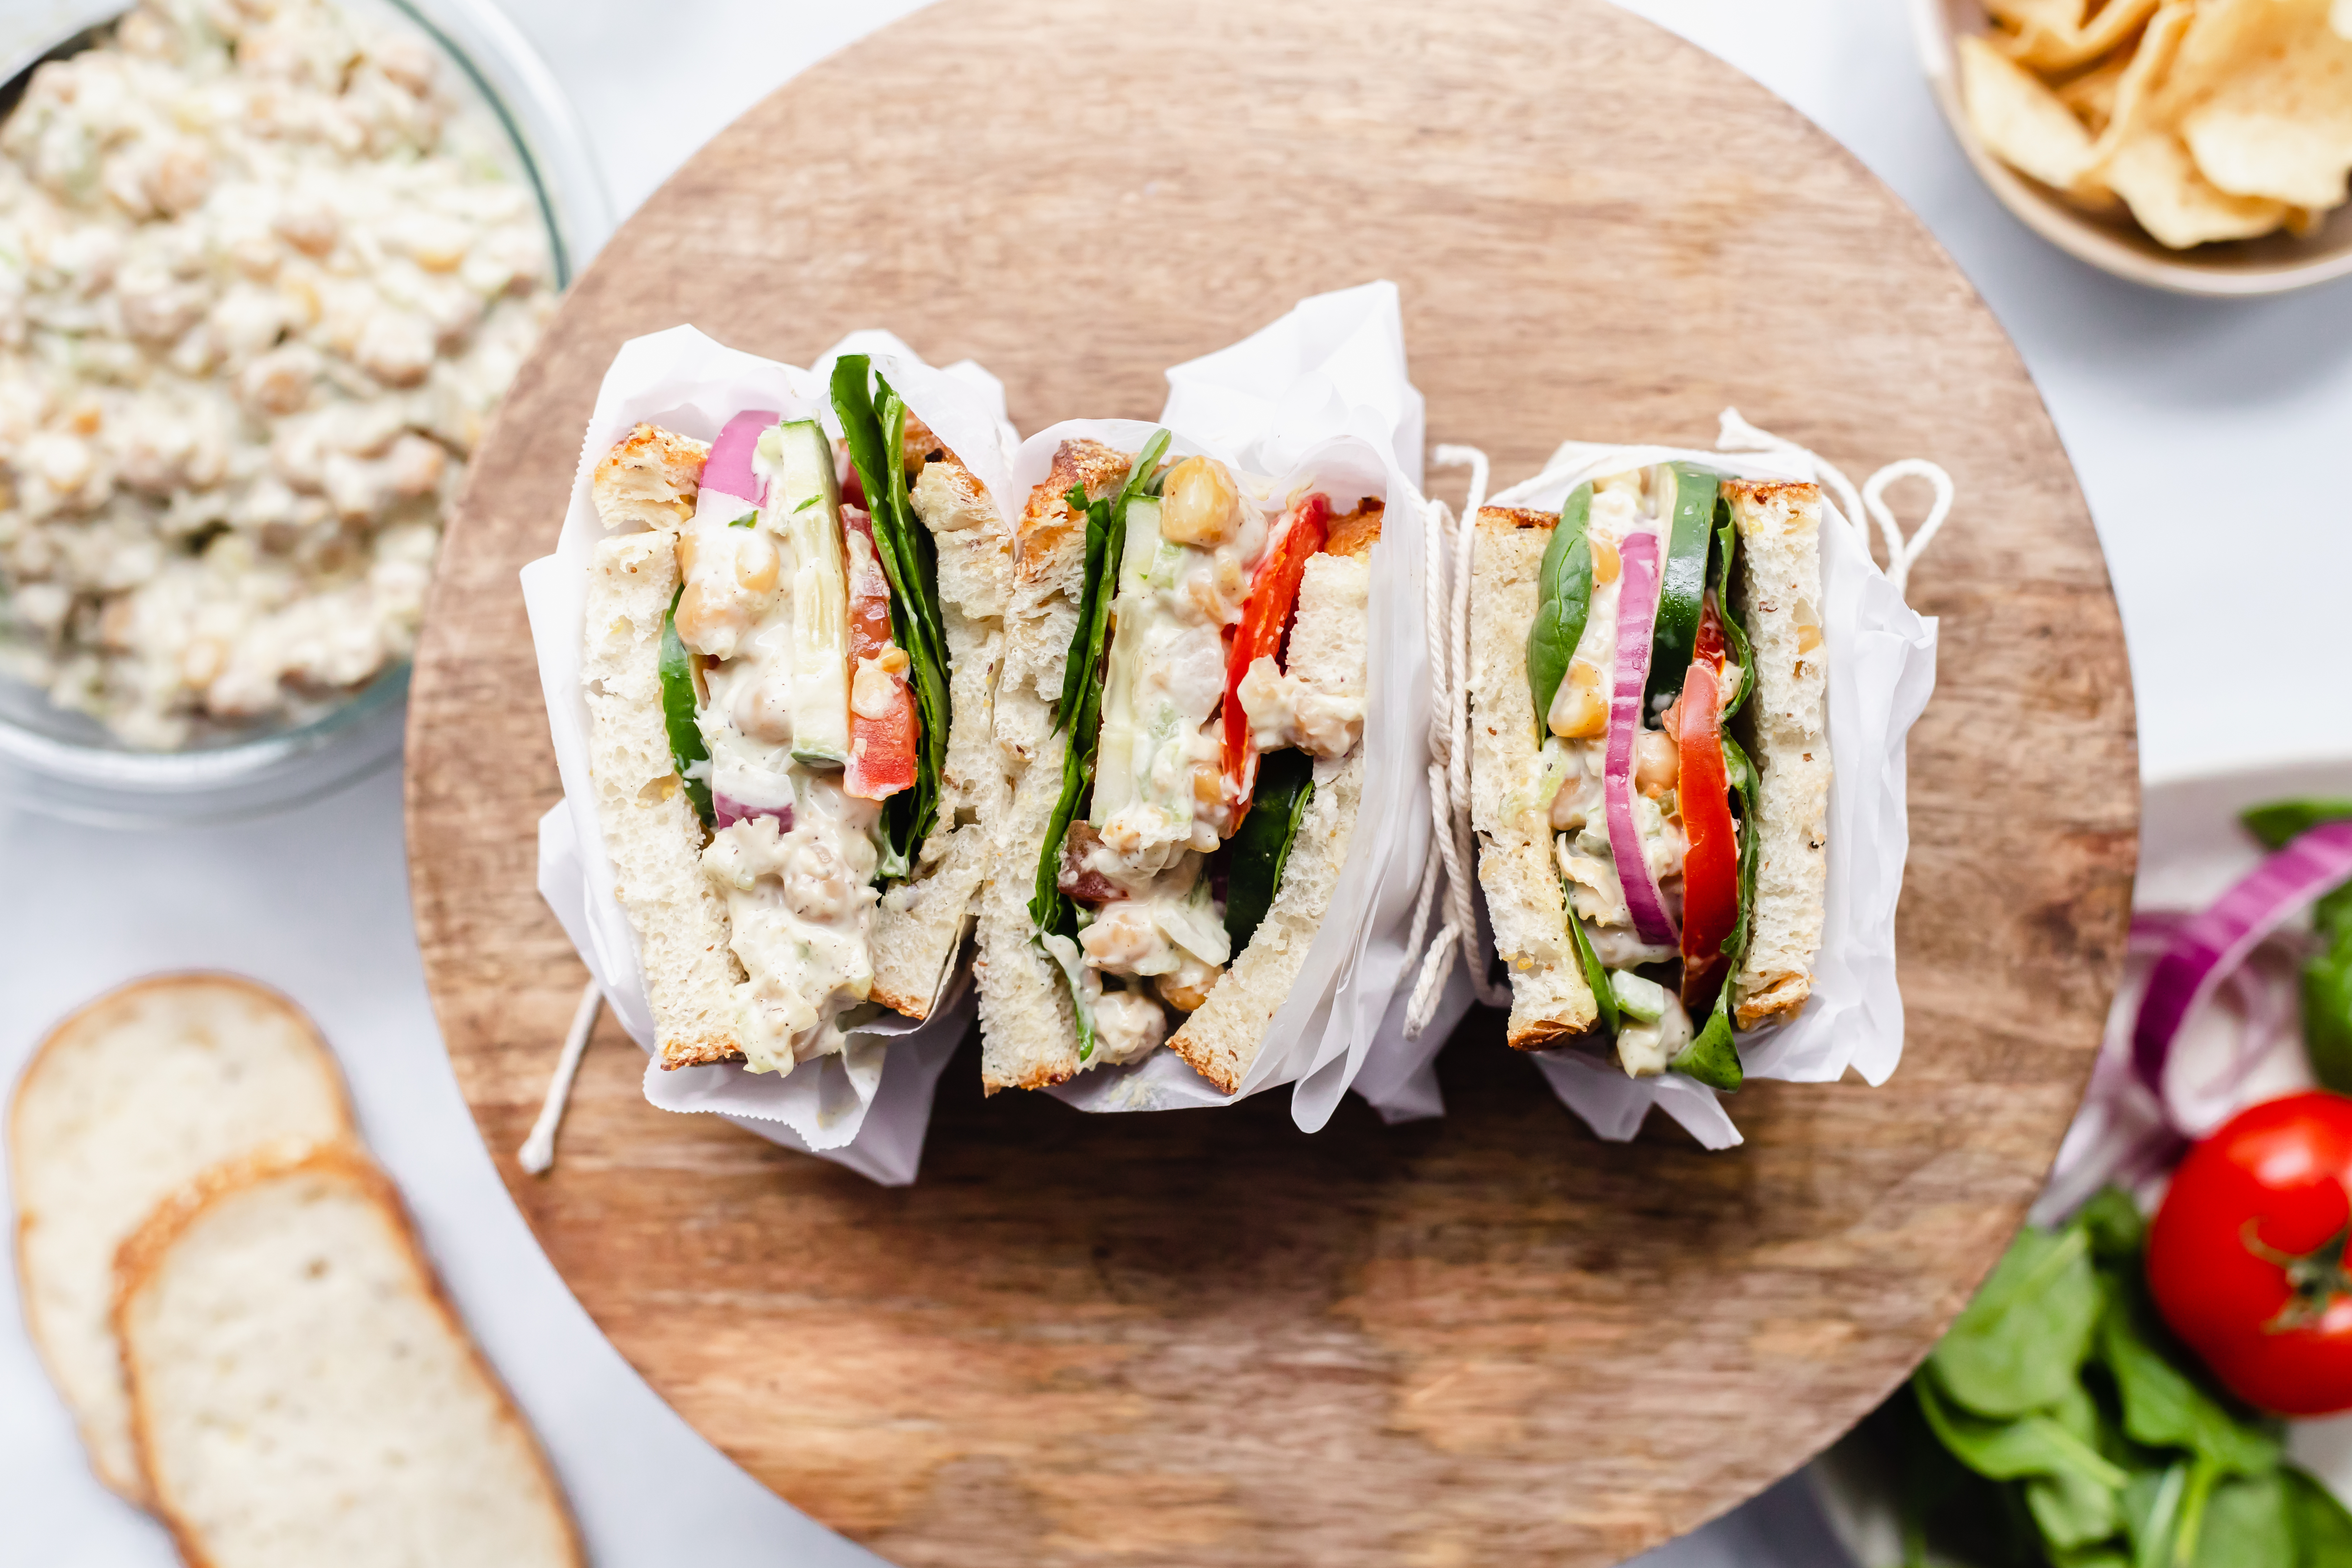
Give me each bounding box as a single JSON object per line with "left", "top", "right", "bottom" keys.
{"left": 0, "top": 0, "right": 561, "bottom": 766}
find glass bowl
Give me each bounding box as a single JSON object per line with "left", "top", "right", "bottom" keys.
{"left": 0, "top": 0, "right": 613, "bottom": 827}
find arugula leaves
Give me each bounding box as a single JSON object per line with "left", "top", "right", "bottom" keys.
{"left": 1568, "top": 905, "right": 1620, "bottom": 1038}
{"left": 1026, "top": 432, "right": 1172, "bottom": 1058}
{"left": 1224, "top": 747, "right": 1313, "bottom": 951}
{"left": 1526, "top": 482, "right": 1597, "bottom": 732}
{"left": 830, "top": 355, "right": 952, "bottom": 880}
{"left": 659, "top": 586, "right": 713, "bottom": 828}
{"left": 1889, "top": 1191, "right": 2352, "bottom": 1568}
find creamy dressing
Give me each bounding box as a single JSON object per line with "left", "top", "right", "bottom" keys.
{"left": 670, "top": 429, "right": 893, "bottom": 1073}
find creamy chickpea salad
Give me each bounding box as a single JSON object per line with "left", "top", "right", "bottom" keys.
{"left": 0, "top": 0, "right": 553, "bottom": 748}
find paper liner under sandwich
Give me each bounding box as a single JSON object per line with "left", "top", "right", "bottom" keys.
{"left": 522, "top": 325, "right": 1017, "bottom": 1187}
{"left": 1486, "top": 439, "right": 1939, "bottom": 1150}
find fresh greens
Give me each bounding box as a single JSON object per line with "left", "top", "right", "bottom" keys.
{"left": 1525, "top": 482, "right": 1596, "bottom": 734}
{"left": 659, "top": 586, "right": 713, "bottom": 828}
{"left": 1883, "top": 1190, "right": 2352, "bottom": 1568}
{"left": 1645, "top": 463, "right": 1723, "bottom": 714}
{"left": 830, "top": 356, "right": 953, "bottom": 879}
{"left": 1027, "top": 432, "right": 1172, "bottom": 1059}
{"left": 2237, "top": 800, "right": 2352, "bottom": 1095}
{"left": 1223, "top": 748, "right": 1314, "bottom": 951}
{"left": 1568, "top": 906, "right": 1619, "bottom": 1037}
{"left": 1668, "top": 503, "right": 1756, "bottom": 1092}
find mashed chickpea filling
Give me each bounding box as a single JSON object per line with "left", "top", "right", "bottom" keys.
{"left": 1049, "top": 454, "right": 1365, "bottom": 1068}
{"left": 1534, "top": 465, "right": 1746, "bottom": 1078}
{"left": 0, "top": 0, "right": 553, "bottom": 748}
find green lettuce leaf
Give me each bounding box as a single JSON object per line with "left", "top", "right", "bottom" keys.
{"left": 659, "top": 585, "right": 713, "bottom": 828}
{"left": 1525, "top": 482, "right": 1595, "bottom": 734}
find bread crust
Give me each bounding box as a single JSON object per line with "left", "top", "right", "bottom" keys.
{"left": 9, "top": 972, "right": 356, "bottom": 1506}
{"left": 114, "top": 1143, "right": 586, "bottom": 1568}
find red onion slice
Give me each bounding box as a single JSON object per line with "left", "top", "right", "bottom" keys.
{"left": 1604, "top": 529, "right": 1678, "bottom": 948}
{"left": 713, "top": 792, "right": 793, "bottom": 832}
{"left": 704, "top": 410, "right": 780, "bottom": 507}
{"left": 2131, "top": 820, "right": 2352, "bottom": 1097}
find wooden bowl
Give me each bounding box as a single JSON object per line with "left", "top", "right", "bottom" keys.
{"left": 1913, "top": 0, "right": 2352, "bottom": 296}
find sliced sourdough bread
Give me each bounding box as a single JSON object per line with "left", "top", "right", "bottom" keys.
{"left": 1466, "top": 507, "right": 1600, "bottom": 1049}
{"left": 9, "top": 974, "right": 355, "bottom": 1503}
{"left": 978, "top": 440, "right": 1133, "bottom": 1092}
{"left": 116, "top": 1143, "right": 581, "bottom": 1568}
{"left": 1724, "top": 480, "right": 1830, "bottom": 1028}
{"left": 1167, "top": 547, "right": 1375, "bottom": 1094}
{"left": 583, "top": 532, "right": 746, "bottom": 1067}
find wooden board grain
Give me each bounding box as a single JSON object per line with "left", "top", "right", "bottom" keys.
{"left": 404, "top": 1, "right": 2139, "bottom": 1563}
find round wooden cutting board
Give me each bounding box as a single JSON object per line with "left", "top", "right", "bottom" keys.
{"left": 406, "top": 1, "right": 2138, "bottom": 1563}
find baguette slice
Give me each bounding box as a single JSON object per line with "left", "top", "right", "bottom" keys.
{"left": 117, "top": 1144, "right": 582, "bottom": 1568}
{"left": 1723, "top": 480, "right": 1830, "bottom": 1028}
{"left": 9, "top": 974, "right": 355, "bottom": 1503}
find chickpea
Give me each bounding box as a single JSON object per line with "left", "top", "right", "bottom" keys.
{"left": 1156, "top": 954, "right": 1223, "bottom": 1013}
{"left": 1091, "top": 989, "right": 1169, "bottom": 1063}
{"left": 1591, "top": 536, "right": 1620, "bottom": 585}
{"left": 239, "top": 346, "right": 316, "bottom": 415}
{"left": 356, "top": 312, "right": 435, "bottom": 387}
{"left": 386, "top": 434, "right": 444, "bottom": 499}
{"left": 1634, "top": 727, "right": 1679, "bottom": 799}
{"left": 1078, "top": 900, "right": 1164, "bottom": 974}
{"left": 1548, "top": 659, "right": 1607, "bottom": 740}
{"left": 147, "top": 140, "right": 214, "bottom": 217}
{"left": 671, "top": 529, "right": 699, "bottom": 581}
{"left": 672, "top": 578, "right": 738, "bottom": 657}
{"left": 274, "top": 199, "right": 340, "bottom": 259}
{"left": 785, "top": 837, "right": 854, "bottom": 921}
{"left": 1159, "top": 456, "right": 1239, "bottom": 547}
{"left": 732, "top": 529, "right": 780, "bottom": 595}
{"left": 733, "top": 676, "right": 795, "bottom": 745}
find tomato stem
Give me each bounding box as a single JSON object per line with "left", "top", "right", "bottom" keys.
{"left": 2242, "top": 1217, "right": 2352, "bottom": 1333}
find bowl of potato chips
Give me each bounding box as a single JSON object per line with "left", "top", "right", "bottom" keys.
{"left": 1917, "top": 0, "right": 2352, "bottom": 295}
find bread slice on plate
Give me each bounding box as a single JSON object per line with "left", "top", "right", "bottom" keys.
{"left": 116, "top": 1143, "right": 582, "bottom": 1568}
{"left": 8, "top": 973, "right": 354, "bottom": 1503}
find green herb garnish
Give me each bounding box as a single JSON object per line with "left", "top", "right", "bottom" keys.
{"left": 659, "top": 584, "right": 712, "bottom": 828}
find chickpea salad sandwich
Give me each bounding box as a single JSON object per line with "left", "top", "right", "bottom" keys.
{"left": 581, "top": 356, "right": 1008, "bottom": 1073}
{"left": 978, "top": 429, "right": 1384, "bottom": 1096}
{"left": 1470, "top": 464, "right": 1828, "bottom": 1092}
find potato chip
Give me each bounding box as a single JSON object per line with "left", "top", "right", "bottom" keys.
{"left": 1998, "top": 0, "right": 2163, "bottom": 73}
{"left": 1961, "top": 33, "right": 2101, "bottom": 193}
{"left": 2084, "top": 0, "right": 2198, "bottom": 168}
{"left": 2057, "top": 50, "right": 2134, "bottom": 134}
{"left": 2161, "top": 0, "right": 2352, "bottom": 208}
{"left": 2104, "top": 126, "right": 2293, "bottom": 243}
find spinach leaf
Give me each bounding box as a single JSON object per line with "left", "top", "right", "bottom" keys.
{"left": 830, "top": 357, "right": 953, "bottom": 876}
{"left": 2284, "top": 1464, "right": 2352, "bottom": 1565}
{"left": 2026, "top": 1385, "right": 2125, "bottom": 1549}
{"left": 2191, "top": 1470, "right": 2297, "bottom": 1568}
{"left": 659, "top": 586, "right": 713, "bottom": 828}
{"left": 2306, "top": 932, "right": 2352, "bottom": 1096}
{"left": 1671, "top": 728, "right": 1757, "bottom": 1090}
{"left": 2079, "top": 1186, "right": 2149, "bottom": 1264}
{"left": 1713, "top": 496, "right": 1753, "bottom": 720}
{"left": 1224, "top": 747, "right": 1313, "bottom": 950}
{"left": 2099, "top": 1286, "right": 2282, "bottom": 1477}
{"left": 1915, "top": 1371, "right": 2131, "bottom": 1492}
{"left": 2241, "top": 798, "right": 2352, "bottom": 851}
{"left": 2124, "top": 1462, "right": 2190, "bottom": 1568}
{"left": 1645, "top": 463, "right": 1722, "bottom": 714}
{"left": 1525, "top": 482, "right": 1595, "bottom": 734}
{"left": 1567, "top": 904, "right": 1619, "bottom": 1038}
{"left": 1931, "top": 1222, "right": 2103, "bottom": 1419}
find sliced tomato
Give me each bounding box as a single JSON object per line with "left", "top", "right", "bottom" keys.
{"left": 1221, "top": 491, "right": 1329, "bottom": 819}
{"left": 841, "top": 506, "right": 917, "bottom": 801}
{"left": 1677, "top": 594, "right": 1739, "bottom": 1010}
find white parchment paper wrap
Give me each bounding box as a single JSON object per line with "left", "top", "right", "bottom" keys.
{"left": 1040, "top": 282, "right": 1464, "bottom": 1130}
{"left": 1486, "top": 437, "right": 1939, "bottom": 1150}
{"left": 522, "top": 325, "right": 1017, "bottom": 1186}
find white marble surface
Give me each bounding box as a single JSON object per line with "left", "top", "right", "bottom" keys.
{"left": 5, "top": 1, "right": 2347, "bottom": 1564}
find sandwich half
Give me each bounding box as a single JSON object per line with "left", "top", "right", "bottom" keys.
{"left": 978, "top": 433, "right": 1383, "bottom": 1095}
{"left": 1467, "top": 466, "right": 1828, "bottom": 1089}
{"left": 581, "top": 356, "right": 1012, "bottom": 1072}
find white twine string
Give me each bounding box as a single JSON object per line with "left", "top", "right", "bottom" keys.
{"left": 519, "top": 980, "right": 601, "bottom": 1175}
{"left": 1401, "top": 413, "right": 1957, "bottom": 1041}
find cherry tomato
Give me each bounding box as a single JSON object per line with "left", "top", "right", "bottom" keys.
{"left": 2147, "top": 1090, "right": 2352, "bottom": 1416}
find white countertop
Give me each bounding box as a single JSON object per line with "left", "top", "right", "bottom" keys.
{"left": 5, "top": 2, "right": 2347, "bottom": 1564}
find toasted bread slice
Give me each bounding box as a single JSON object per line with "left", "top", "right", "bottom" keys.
{"left": 1466, "top": 508, "right": 1602, "bottom": 1049}
{"left": 1723, "top": 480, "right": 1830, "bottom": 1028}
{"left": 117, "top": 1144, "right": 582, "bottom": 1568}
{"left": 592, "top": 423, "right": 710, "bottom": 535}
{"left": 9, "top": 974, "right": 355, "bottom": 1503}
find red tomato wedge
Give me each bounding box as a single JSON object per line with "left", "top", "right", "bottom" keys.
{"left": 841, "top": 506, "right": 916, "bottom": 801}
{"left": 1221, "top": 492, "right": 1329, "bottom": 820}
{"left": 1677, "top": 595, "right": 1739, "bottom": 1011}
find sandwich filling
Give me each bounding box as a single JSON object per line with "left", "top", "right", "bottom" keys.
{"left": 1524, "top": 463, "right": 1759, "bottom": 1090}
{"left": 646, "top": 358, "right": 958, "bottom": 1073}
{"left": 1028, "top": 436, "right": 1372, "bottom": 1072}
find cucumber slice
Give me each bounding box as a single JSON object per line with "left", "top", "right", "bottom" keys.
{"left": 1090, "top": 496, "right": 1163, "bottom": 828}
{"left": 759, "top": 418, "right": 850, "bottom": 768}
